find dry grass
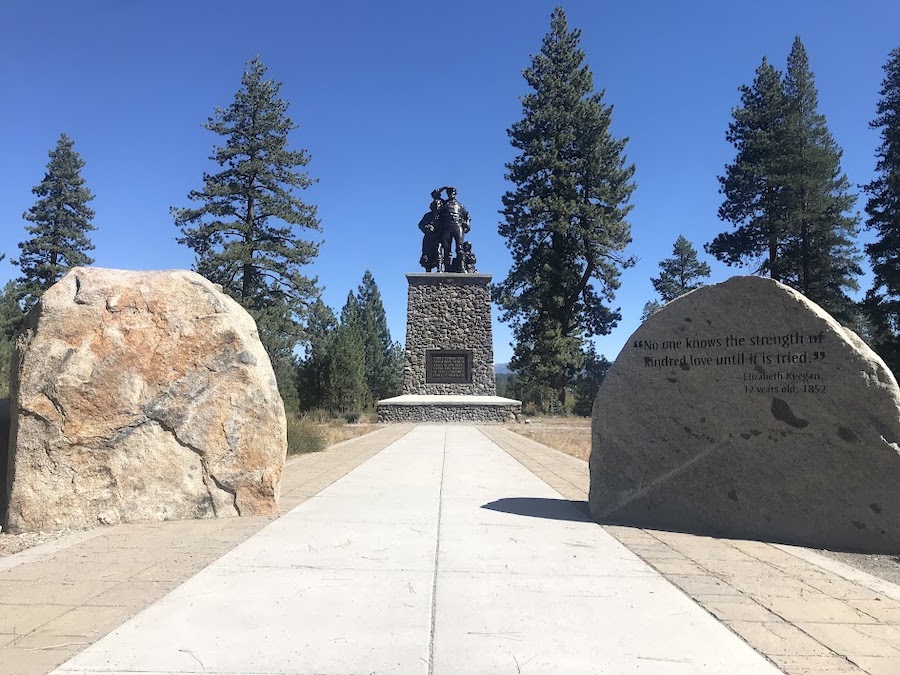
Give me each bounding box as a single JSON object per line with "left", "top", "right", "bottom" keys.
{"left": 319, "top": 423, "right": 385, "bottom": 448}
{"left": 504, "top": 416, "right": 591, "bottom": 461}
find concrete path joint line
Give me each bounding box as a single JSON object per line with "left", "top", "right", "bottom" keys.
{"left": 427, "top": 427, "right": 448, "bottom": 675}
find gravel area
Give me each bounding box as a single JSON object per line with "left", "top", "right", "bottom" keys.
{"left": 0, "top": 528, "right": 77, "bottom": 557}
{"left": 816, "top": 548, "right": 900, "bottom": 586}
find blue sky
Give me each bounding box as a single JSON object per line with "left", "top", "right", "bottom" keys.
{"left": 1, "top": 1, "right": 897, "bottom": 365}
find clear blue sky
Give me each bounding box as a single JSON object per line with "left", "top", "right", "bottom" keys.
{"left": 1, "top": 1, "right": 897, "bottom": 365}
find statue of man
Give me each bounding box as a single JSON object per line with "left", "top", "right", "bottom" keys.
{"left": 437, "top": 186, "right": 470, "bottom": 272}
{"left": 418, "top": 188, "right": 443, "bottom": 271}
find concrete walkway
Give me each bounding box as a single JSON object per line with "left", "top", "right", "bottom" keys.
{"left": 2, "top": 424, "right": 899, "bottom": 674}
{"left": 49, "top": 426, "right": 774, "bottom": 674}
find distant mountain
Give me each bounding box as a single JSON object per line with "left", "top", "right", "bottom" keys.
{"left": 494, "top": 362, "right": 513, "bottom": 375}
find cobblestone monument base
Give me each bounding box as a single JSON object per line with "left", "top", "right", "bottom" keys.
{"left": 377, "top": 395, "right": 520, "bottom": 423}
{"left": 377, "top": 273, "right": 521, "bottom": 423}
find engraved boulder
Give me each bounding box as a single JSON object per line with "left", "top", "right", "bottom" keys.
{"left": 3, "top": 268, "right": 286, "bottom": 533}
{"left": 589, "top": 276, "right": 900, "bottom": 553}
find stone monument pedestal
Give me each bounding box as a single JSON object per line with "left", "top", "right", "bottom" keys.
{"left": 377, "top": 273, "right": 520, "bottom": 423}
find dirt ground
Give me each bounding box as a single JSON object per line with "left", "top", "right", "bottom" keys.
{"left": 505, "top": 416, "right": 592, "bottom": 461}
{"left": 505, "top": 416, "right": 900, "bottom": 587}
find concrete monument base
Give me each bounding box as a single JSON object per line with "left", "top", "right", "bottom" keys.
{"left": 377, "top": 395, "right": 521, "bottom": 423}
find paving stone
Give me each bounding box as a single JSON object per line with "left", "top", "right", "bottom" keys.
{"left": 847, "top": 598, "right": 900, "bottom": 623}
{"left": 0, "top": 580, "right": 116, "bottom": 606}
{"left": 849, "top": 655, "right": 900, "bottom": 674}
{"left": 0, "top": 646, "right": 83, "bottom": 675}
{"left": 667, "top": 574, "right": 744, "bottom": 596}
{"left": 761, "top": 597, "right": 880, "bottom": 624}
{"left": 769, "top": 654, "right": 863, "bottom": 673}
{"left": 727, "top": 573, "right": 826, "bottom": 599}
{"left": 647, "top": 558, "right": 708, "bottom": 575}
{"left": 798, "top": 622, "right": 900, "bottom": 657}
{"left": 82, "top": 581, "right": 174, "bottom": 607}
{"left": 804, "top": 576, "right": 888, "bottom": 601}
{"left": 0, "top": 604, "right": 72, "bottom": 635}
{"left": 38, "top": 605, "right": 137, "bottom": 639}
{"left": 699, "top": 596, "right": 781, "bottom": 622}
{"left": 7, "top": 632, "right": 93, "bottom": 650}
{"left": 724, "top": 620, "right": 835, "bottom": 656}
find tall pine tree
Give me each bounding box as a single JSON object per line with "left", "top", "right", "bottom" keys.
{"left": 296, "top": 298, "right": 338, "bottom": 412}
{"left": 173, "top": 56, "right": 320, "bottom": 407}
{"left": 494, "top": 7, "right": 636, "bottom": 410}
{"left": 779, "top": 37, "right": 861, "bottom": 319}
{"left": 327, "top": 292, "right": 368, "bottom": 413}
{"left": 356, "top": 270, "right": 402, "bottom": 402}
{"left": 709, "top": 39, "right": 861, "bottom": 319}
{"left": 708, "top": 58, "right": 789, "bottom": 279}
{"left": 864, "top": 47, "right": 900, "bottom": 375}
{"left": 16, "top": 133, "right": 96, "bottom": 309}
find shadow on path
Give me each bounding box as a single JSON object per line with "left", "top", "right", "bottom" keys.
{"left": 481, "top": 497, "right": 592, "bottom": 523}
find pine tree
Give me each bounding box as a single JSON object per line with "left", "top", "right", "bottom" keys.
{"left": 709, "top": 40, "right": 861, "bottom": 319}
{"left": 651, "top": 235, "right": 711, "bottom": 302}
{"left": 174, "top": 56, "right": 320, "bottom": 402}
{"left": 571, "top": 349, "right": 611, "bottom": 416}
{"left": 16, "top": 133, "right": 96, "bottom": 309}
{"left": 708, "top": 58, "right": 789, "bottom": 279}
{"left": 640, "top": 300, "right": 663, "bottom": 321}
{"left": 327, "top": 292, "right": 368, "bottom": 413}
{"left": 864, "top": 47, "right": 900, "bottom": 374}
{"left": 642, "top": 235, "right": 710, "bottom": 321}
{"left": 296, "top": 298, "right": 337, "bottom": 411}
{"left": 779, "top": 37, "right": 861, "bottom": 319}
{"left": 0, "top": 281, "right": 24, "bottom": 398}
{"left": 356, "top": 270, "right": 402, "bottom": 402}
{"left": 494, "top": 7, "right": 636, "bottom": 410}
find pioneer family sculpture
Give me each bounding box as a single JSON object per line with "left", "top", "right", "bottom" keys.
{"left": 418, "top": 186, "right": 475, "bottom": 272}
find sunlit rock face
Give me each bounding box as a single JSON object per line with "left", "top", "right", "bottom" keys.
{"left": 589, "top": 276, "right": 900, "bottom": 553}
{"left": 4, "top": 268, "right": 286, "bottom": 533}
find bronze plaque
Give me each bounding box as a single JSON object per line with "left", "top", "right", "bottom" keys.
{"left": 426, "top": 350, "right": 473, "bottom": 384}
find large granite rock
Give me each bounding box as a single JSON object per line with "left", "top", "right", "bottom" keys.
{"left": 589, "top": 276, "right": 900, "bottom": 553}
{"left": 3, "top": 268, "right": 286, "bottom": 533}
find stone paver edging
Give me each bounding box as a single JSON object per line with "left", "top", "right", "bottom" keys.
{"left": 480, "top": 425, "right": 900, "bottom": 675}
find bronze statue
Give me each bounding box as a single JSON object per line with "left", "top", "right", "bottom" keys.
{"left": 417, "top": 186, "right": 473, "bottom": 273}
{"left": 418, "top": 189, "right": 444, "bottom": 272}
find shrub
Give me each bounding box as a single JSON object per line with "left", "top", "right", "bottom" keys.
{"left": 301, "top": 408, "right": 331, "bottom": 424}
{"left": 286, "top": 414, "right": 326, "bottom": 455}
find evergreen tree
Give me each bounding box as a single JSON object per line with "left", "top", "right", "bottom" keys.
{"left": 494, "top": 7, "right": 636, "bottom": 410}
{"left": 296, "top": 298, "right": 337, "bottom": 411}
{"left": 327, "top": 292, "right": 368, "bottom": 412}
{"left": 16, "top": 133, "right": 96, "bottom": 309}
{"left": 572, "top": 349, "right": 611, "bottom": 416}
{"left": 779, "top": 38, "right": 861, "bottom": 319}
{"left": 356, "top": 270, "right": 402, "bottom": 402}
{"left": 0, "top": 281, "right": 24, "bottom": 398}
{"left": 708, "top": 58, "right": 789, "bottom": 279}
{"left": 864, "top": 47, "right": 900, "bottom": 374}
{"left": 641, "top": 235, "right": 710, "bottom": 321}
{"left": 173, "top": 56, "right": 320, "bottom": 403}
{"left": 709, "top": 39, "right": 861, "bottom": 319}
{"left": 640, "top": 300, "right": 663, "bottom": 321}
{"left": 651, "top": 235, "right": 712, "bottom": 303}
